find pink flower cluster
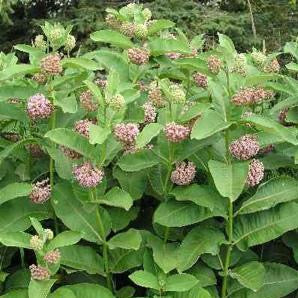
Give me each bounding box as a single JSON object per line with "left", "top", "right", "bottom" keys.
{"left": 128, "top": 48, "right": 149, "bottom": 65}
{"left": 246, "top": 159, "right": 264, "bottom": 187}
{"left": 74, "top": 119, "right": 96, "bottom": 138}
{"left": 114, "top": 123, "right": 140, "bottom": 145}
{"left": 41, "top": 54, "right": 62, "bottom": 75}
{"left": 148, "top": 84, "right": 165, "bottom": 107}
{"left": 143, "top": 101, "right": 156, "bottom": 123}
{"left": 32, "top": 72, "right": 47, "bottom": 84}
{"left": 60, "top": 146, "right": 81, "bottom": 160}
{"left": 171, "top": 161, "right": 196, "bottom": 185}
{"left": 29, "top": 265, "right": 50, "bottom": 280}
{"left": 229, "top": 134, "right": 260, "bottom": 160}
{"left": 164, "top": 122, "right": 190, "bottom": 143}
{"left": 44, "top": 249, "right": 61, "bottom": 264}
{"left": 231, "top": 87, "right": 273, "bottom": 106}
{"left": 79, "top": 90, "right": 98, "bottom": 112}
{"left": 193, "top": 72, "right": 208, "bottom": 88}
{"left": 207, "top": 55, "right": 222, "bottom": 74}
{"left": 73, "top": 162, "right": 104, "bottom": 188}
{"left": 29, "top": 179, "right": 51, "bottom": 204}
{"left": 27, "top": 93, "right": 53, "bottom": 120}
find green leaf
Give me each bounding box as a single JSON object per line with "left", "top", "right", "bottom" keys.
{"left": 118, "top": 150, "right": 160, "bottom": 172}
{"left": 0, "top": 183, "right": 32, "bottom": 205}
{"left": 100, "top": 187, "right": 133, "bottom": 211}
{"left": 136, "top": 123, "right": 163, "bottom": 148}
{"left": 0, "top": 289, "right": 28, "bottom": 298}
{"left": 89, "top": 125, "right": 111, "bottom": 145}
{"left": 154, "top": 200, "right": 226, "bottom": 227}
{"left": 108, "top": 229, "right": 141, "bottom": 250}
{"left": 47, "top": 231, "right": 81, "bottom": 251}
{"left": 0, "top": 198, "right": 50, "bottom": 233}
{"left": 187, "top": 263, "right": 217, "bottom": 287}
{"left": 234, "top": 202, "right": 298, "bottom": 251}
{"left": 284, "top": 41, "right": 298, "bottom": 60}
{"left": 165, "top": 273, "right": 198, "bottom": 292}
{"left": 283, "top": 232, "right": 298, "bottom": 263}
{"left": 108, "top": 206, "right": 139, "bottom": 232}
{"left": 129, "top": 270, "right": 160, "bottom": 290}
{"left": 83, "top": 80, "right": 104, "bottom": 107}
{"left": 61, "top": 58, "right": 99, "bottom": 70}
{"left": 172, "top": 285, "right": 211, "bottom": 298}
{"left": 229, "top": 261, "right": 265, "bottom": 292}
{"left": 208, "top": 160, "right": 249, "bottom": 201}
{"left": 28, "top": 279, "right": 56, "bottom": 298}
{"left": 59, "top": 245, "right": 105, "bottom": 276}
{"left": 148, "top": 19, "right": 175, "bottom": 35}
{"left": 0, "top": 64, "right": 39, "bottom": 81}
{"left": 191, "top": 110, "right": 232, "bottom": 140}
{"left": 49, "top": 283, "right": 114, "bottom": 298}
{"left": 218, "top": 33, "right": 236, "bottom": 56}
{"left": 286, "top": 62, "right": 298, "bottom": 72}
{"left": 0, "top": 85, "right": 36, "bottom": 102}
{"left": 149, "top": 38, "right": 191, "bottom": 56}
{"left": 29, "top": 217, "right": 43, "bottom": 236}
{"left": 90, "top": 30, "right": 134, "bottom": 49}
{"left": 0, "top": 102, "right": 28, "bottom": 122}
{"left": 0, "top": 231, "right": 31, "bottom": 249}
{"left": 45, "top": 128, "right": 98, "bottom": 161}
{"left": 171, "top": 184, "right": 222, "bottom": 210}
{"left": 177, "top": 227, "right": 226, "bottom": 272}
{"left": 53, "top": 93, "right": 77, "bottom": 114}
{"left": 146, "top": 233, "right": 179, "bottom": 274}
{"left": 52, "top": 183, "right": 109, "bottom": 243}
{"left": 238, "top": 177, "right": 298, "bottom": 215}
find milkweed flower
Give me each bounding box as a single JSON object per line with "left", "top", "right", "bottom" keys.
{"left": 74, "top": 119, "right": 96, "bottom": 138}
{"left": 229, "top": 134, "right": 260, "bottom": 160}
{"left": 41, "top": 54, "right": 63, "bottom": 75}
{"left": 171, "top": 161, "right": 196, "bottom": 185}
{"left": 113, "top": 123, "right": 140, "bottom": 145}
{"left": 143, "top": 101, "right": 156, "bottom": 123}
{"left": 164, "top": 122, "right": 190, "bottom": 143}
{"left": 207, "top": 55, "right": 222, "bottom": 74}
{"left": 29, "top": 179, "right": 51, "bottom": 204}
{"left": 79, "top": 90, "right": 98, "bottom": 112}
{"left": 128, "top": 48, "right": 149, "bottom": 65}
{"left": 44, "top": 249, "right": 61, "bottom": 264}
{"left": 27, "top": 93, "right": 53, "bottom": 120}
{"left": 73, "top": 162, "right": 104, "bottom": 188}
{"left": 246, "top": 159, "right": 264, "bottom": 187}
{"left": 193, "top": 72, "right": 208, "bottom": 88}
{"left": 29, "top": 265, "right": 50, "bottom": 280}
{"left": 30, "top": 235, "right": 43, "bottom": 251}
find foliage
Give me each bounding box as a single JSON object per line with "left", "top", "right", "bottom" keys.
{"left": 0, "top": 2, "right": 298, "bottom": 298}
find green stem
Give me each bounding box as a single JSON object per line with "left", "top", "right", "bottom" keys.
{"left": 91, "top": 189, "right": 113, "bottom": 291}
{"left": 221, "top": 199, "right": 234, "bottom": 298}
{"left": 163, "top": 227, "right": 170, "bottom": 245}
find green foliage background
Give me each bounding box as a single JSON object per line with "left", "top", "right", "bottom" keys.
{"left": 0, "top": 0, "right": 298, "bottom": 53}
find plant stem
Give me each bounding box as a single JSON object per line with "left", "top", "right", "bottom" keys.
{"left": 91, "top": 189, "right": 113, "bottom": 291}
{"left": 221, "top": 199, "right": 234, "bottom": 298}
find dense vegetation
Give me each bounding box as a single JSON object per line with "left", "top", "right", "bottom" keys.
{"left": 0, "top": 2, "right": 298, "bottom": 298}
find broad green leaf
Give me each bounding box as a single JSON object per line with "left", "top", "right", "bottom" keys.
{"left": 28, "top": 279, "right": 56, "bottom": 298}
{"left": 172, "top": 285, "right": 212, "bottom": 298}
{"left": 0, "top": 198, "right": 50, "bottom": 232}
{"left": 118, "top": 150, "right": 160, "bottom": 172}
{"left": 191, "top": 110, "right": 232, "bottom": 140}
{"left": 146, "top": 233, "right": 179, "bottom": 274}
{"left": 61, "top": 57, "right": 99, "bottom": 70}
{"left": 108, "top": 229, "right": 141, "bottom": 250}
{"left": 100, "top": 187, "right": 133, "bottom": 211}
{"left": 49, "top": 283, "right": 114, "bottom": 298}
{"left": 229, "top": 263, "right": 298, "bottom": 298}
{"left": 129, "top": 270, "right": 160, "bottom": 290}
{"left": 92, "top": 50, "right": 129, "bottom": 81}
{"left": 154, "top": 200, "right": 226, "bottom": 227}
{"left": 283, "top": 232, "right": 298, "bottom": 263}
{"left": 148, "top": 19, "right": 175, "bottom": 35}
{"left": 90, "top": 30, "right": 134, "bottom": 49}
{"left": 47, "top": 231, "right": 81, "bottom": 251}
{"left": 108, "top": 206, "right": 139, "bottom": 232}
{"left": 229, "top": 261, "right": 265, "bottom": 292}
{"left": 165, "top": 273, "right": 198, "bottom": 292}
{"left": 0, "top": 289, "right": 28, "bottom": 298}
{"left": 234, "top": 202, "right": 298, "bottom": 251}
{"left": 238, "top": 177, "right": 298, "bottom": 215}
{"left": 113, "top": 167, "right": 147, "bottom": 200}
{"left": 187, "top": 263, "right": 217, "bottom": 287}
{"left": 30, "top": 217, "right": 43, "bottom": 236}
{"left": 0, "top": 231, "right": 31, "bottom": 249}
{"left": 0, "top": 85, "right": 36, "bottom": 102}
{"left": 59, "top": 245, "right": 105, "bottom": 275}
{"left": 177, "top": 227, "right": 226, "bottom": 272}
{"left": 209, "top": 81, "right": 229, "bottom": 121}
{"left": 218, "top": 33, "right": 236, "bottom": 56}
{"left": 0, "top": 64, "right": 39, "bottom": 81}
{"left": 178, "top": 103, "right": 210, "bottom": 122}
{"left": 53, "top": 94, "right": 77, "bottom": 114}
{"left": 149, "top": 38, "right": 191, "bottom": 56}
{"left": 243, "top": 114, "right": 298, "bottom": 145}
{"left": 171, "top": 184, "right": 222, "bottom": 210}
{"left": 136, "top": 123, "right": 163, "bottom": 148}
{"left": 52, "top": 183, "right": 110, "bottom": 243}
{"left": 284, "top": 41, "right": 298, "bottom": 60}
{"left": 109, "top": 248, "right": 144, "bottom": 273}
{"left": 286, "top": 62, "right": 298, "bottom": 72}
{"left": 89, "top": 125, "right": 110, "bottom": 145}
{"left": 0, "top": 102, "right": 28, "bottom": 122}
{"left": 0, "top": 183, "right": 32, "bottom": 205}
{"left": 45, "top": 128, "right": 98, "bottom": 161}
{"left": 208, "top": 160, "right": 249, "bottom": 201}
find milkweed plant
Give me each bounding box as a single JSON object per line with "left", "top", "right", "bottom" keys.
{"left": 0, "top": 3, "right": 297, "bottom": 298}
